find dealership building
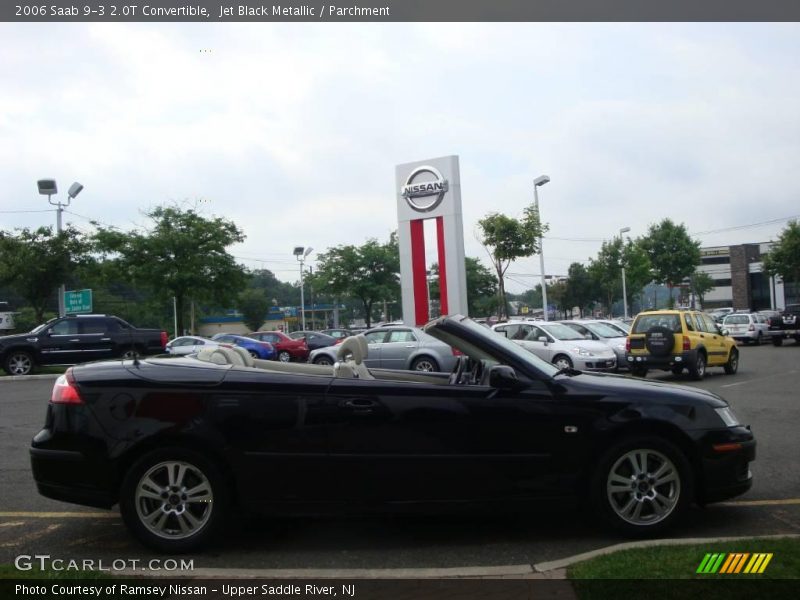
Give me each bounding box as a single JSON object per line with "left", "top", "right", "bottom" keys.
{"left": 698, "top": 242, "right": 797, "bottom": 311}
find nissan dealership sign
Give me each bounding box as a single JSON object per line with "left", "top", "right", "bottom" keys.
{"left": 401, "top": 165, "right": 449, "bottom": 213}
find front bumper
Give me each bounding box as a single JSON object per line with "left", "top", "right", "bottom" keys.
{"left": 574, "top": 355, "right": 617, "bottom": 372}
{"left": 696, "top": 425, "right": 756, "bottom": 504}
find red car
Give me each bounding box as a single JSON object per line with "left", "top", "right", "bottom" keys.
{"left": 247, "top": 331, "right": 309, "bottom": 362}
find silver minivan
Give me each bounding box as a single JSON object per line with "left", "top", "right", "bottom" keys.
{"left": 492, "top": 321, "right": 617, "bottom": 371}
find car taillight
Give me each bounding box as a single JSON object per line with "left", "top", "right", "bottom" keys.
{"left": 625, "top": 337, "right": 631, "bottom": 352}
{"left": 748, "top": 324, "right": 754, "bottom": 331}
{"left": 160, "top": 331, "right": 168, "bottom": 349}
{"left": 334, "top": 339, "right": 344, "bottom": 345}
{"left": 51, "top": 369, "right": 83, "bottom": 405}
{"left": 451, "top": 347, "right": 463, "bottom": 356}
{"left": 682, "top": 336, "right": 690, "bottom": 352}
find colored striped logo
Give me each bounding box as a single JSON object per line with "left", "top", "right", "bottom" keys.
{"left": 696, "top": 553, "right": 773, "bottom": 574}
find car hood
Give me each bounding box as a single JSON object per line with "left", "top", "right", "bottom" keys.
{"left": 0, "top": 332, "right": 38, "bottom": 345}
{"left": 555, "top": 370, "right": 729, "bottom": 408}
{"left": 519, "top": 338, "right": 614, "bottom": 354}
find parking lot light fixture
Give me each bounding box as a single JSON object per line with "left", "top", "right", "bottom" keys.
{"left": 534, "top": 175, "right": 550, "bottom": 321}
{"left": 38, "top": 179, "right": 83, "bottom": 317}
{"left": 294, "top": 246, "right": 313, "bottom": 331}
{"left": 619, "top": 227, "right": 631, "bottom": 319}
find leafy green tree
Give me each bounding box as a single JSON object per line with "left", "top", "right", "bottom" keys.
{"left": 588, "top": 238, "right": 624, "bottom": 314}
{"left": 547, "top": 279, "right": 570, "bottom": 319}
{"left": 429, "top": 257, "right": 498, "bottom": 317}
{"left": 478, "top": 205, "right": 547, "bottom": 319}
{"left": 247, "top": 268, "right": 299, "bottom": 307}
{"left": 622, "top": 239, "right": 653, "bottom": 309}
{"left": 639, "top": 219, "right": 700, "bottom": 308}
{"left": 690, "top": 271, "right": 715, "bottom": 308}
{"left": 0, "top": 225, "right": 93, "bottom": 322}
{"left": 764, "top": 220, "right": 800, "bottom": 285}
{"left": 238, "top": 288, "right": 271, "bottom": 332}
{"left": 312, "top": 235, "right": 399, "bottom": 328}
{"left": 93, "top": 205, "right": 247, "bottom": 335}
{"left": 565, "top": 262, "right": 595, "bottom": 317}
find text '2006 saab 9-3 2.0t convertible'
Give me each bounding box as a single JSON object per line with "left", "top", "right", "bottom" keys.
{"left": 30, "top": 315, "right": 755, "bottom": 552}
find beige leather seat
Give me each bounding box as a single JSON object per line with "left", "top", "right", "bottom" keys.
{"left": 195, "top": 345, "right": 248, "bottom": 366}
{"left": 334, "top": 335, "right": 373, "bottom": 379}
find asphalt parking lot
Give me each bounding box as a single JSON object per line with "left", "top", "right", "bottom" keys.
{"left": 1, "top": 343, "right": 798, "bottom": 572}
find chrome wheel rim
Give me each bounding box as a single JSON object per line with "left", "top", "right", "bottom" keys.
{"left": 279, "top": 351, "right": 291, "bottom": 362}
{"left": 122, "top": 349, "right": 138, "bottom": 359}
{"left": 135, "top": 461, "right": 213, "bottom": 540}
{"left": 414, "top": 360, "right": 436, "bottom": 372}
{"left": 248, "top": 351, "right": 259, "bottom": 359}
{"left": 315, "top": 357, "right": 332, "bottom": 366}
{"left": 8, "top": 354, "right": 31, "bottom": 375}
{"left": 697, "top": 356, "right": 706, "bottom": 376}
{"left": 606, "top": 449, "right": 680, "bottom": 526}
{"left": 730, "top": 352, "right": 738, "bottom": 372}
{"left": 554, "top": 357, "right": 571, "bottom": 370}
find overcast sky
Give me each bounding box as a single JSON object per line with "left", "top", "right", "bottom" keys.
{"left": 2, "top": 23, "right": 799, "bottom": 293}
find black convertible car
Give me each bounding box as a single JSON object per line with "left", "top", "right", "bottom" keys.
{"left": 31, "top": 315, "right": 755, "bottom": 552}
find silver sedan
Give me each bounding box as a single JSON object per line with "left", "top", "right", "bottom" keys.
{"left": 308, "top": 325, "right": 457, "bottom": 372}
{"left": 165, "top": 336, "right": 220, "bottom": 355}
{"left": 492, "top": 321, "right": 617, "bottom": 371}
{"left": 560, "top": 320, "right": 628, "bottom": 370}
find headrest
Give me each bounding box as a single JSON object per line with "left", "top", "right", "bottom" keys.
{"left": 336, "top": 335, "right": 368, "bottom": 365}
{"left": 226, "top": 344, "right": 255, "bottom": 367}
{"left": 195, "top": 345, "right": 247, "bottom": 366}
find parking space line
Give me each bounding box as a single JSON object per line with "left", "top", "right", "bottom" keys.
{"left": 721, "top": 370, "right": 798, "bottom": 388}
{"left": 0, "top": 523, "right": 61, "bottom": 548}
{"left": 719, "top": 498, "right": 800, "bottom": 507}
{"left": 0, "top": 511, "right": 117, "bottom": 518}
{"left": 0, "top": 521, "right": 25, "bottom": 528}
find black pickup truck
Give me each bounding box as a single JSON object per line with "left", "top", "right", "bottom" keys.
{"left": 0, "top": 314, "right": 167, "bottom": 375}
{"left": 767, "top": 304, "right": 800, "bottom": 346}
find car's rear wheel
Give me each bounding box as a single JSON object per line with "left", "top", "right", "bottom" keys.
{"left": 4, "top": 351, "right": 34, "bottom": 376}
{"left": 724, "top": 348, "right": 739, "bottom": 375}
{"left": 688, "top": 352, "right": 706, "bottom": 380}
{"left": 278, "top": 351, "right": 292, "bottom": 363}
{"left": 631, "top": 366, "right": 648, "bottom": 377}
{"left": 552, "top": 354, "right": 573, "bottom": 370}
{"left": 592, "top": 437, "right": 691, "bottom": 536}
{"left": 120, "top": 347, "right": 139, "bottom": 359}
{"left": 248, "top": 350, "right": 259, "bottom": 359}
{"left": 120, "top": 447, "right": 228, "bottom": 553}
{"left": 313, "top": 356, "right": 333, "bottom": 366}
{"left": 411, "top": 356, "right": 440, "bottom": 372}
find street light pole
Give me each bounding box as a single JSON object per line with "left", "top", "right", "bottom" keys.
{"left": 38, "top": 179, "right": 83, "bottom": 317}
{"left": 534, "top": 175, "right": 550, "bottom": 321}
{"left": 294, "top": 246, "right": 313, "bottom": 331}
{"left": 619, "top": 226, "right": 631, "bottom": 319}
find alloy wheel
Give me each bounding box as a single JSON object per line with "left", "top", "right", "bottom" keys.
{"left": 606, "top": 449, "right": 680, "bottom": 526}
{"left": 413, "top": 359, "right": 436, "bottom": 372}
{"left": 134, "top": 461, "right": 213, "bottom": 540}
{"left": 7, "top": 353, "right": 32, "bottom": 375}
{"left": 278, "top": 351, "right": 291, "bottom": 363}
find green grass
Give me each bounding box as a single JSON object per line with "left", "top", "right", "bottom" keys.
{"left": 568, "top": 537, "right": 800, "bottom": 579}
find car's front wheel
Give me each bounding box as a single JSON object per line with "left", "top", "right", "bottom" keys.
{"left": 552, "top": 354, "right": 573, "bottom": 370}
{"left": 278, "top": 351, "right": 292, "bottom": 363}
{"left": 4, "top": 351, "right": 34, "bottom": 376}
{"left": 724, "top": 348, "right": 739, "bottom": 375}
{"left": 119, "top": 447, "right": 228, "bottom": 553}
{"left": 592, "top": 437, "right": 691, "bottom": 536}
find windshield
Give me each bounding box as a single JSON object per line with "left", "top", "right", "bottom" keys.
{"left": 583, "top": 322, "right": 626, "bottom": 338}
{"left": 633, "top": 314, "right": 682, "bottom": 334}
{"left": 539, "top": 323, "right": 585, "bottom": 341}
{"left": 724, "top": 315, "right": 750, "bottom": 325}
{"left": 431, "top": 317, "right": 560, "bottom": 378}
{"left": 29, "top": 321, "right": 54, "bottom": 334}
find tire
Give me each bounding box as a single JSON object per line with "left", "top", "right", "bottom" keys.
{"left": 278, "top": 351, "right": 292, "bottom": 363}
{"left": 552, "top": 354, "right": 573, "bottom": 370}
{"left": 631, "top": 366, "right": 648, "bottom": 378}
{"left": 644, "top": 326, "right": 675, "bottom": 357}
{"left": 772, "top": 336, "right": 783, "bottom": 347}
{"left": 4, "top": 351, "right": 34, "bottom": 376}
{"left": 119, "top": 447, "right": 228, "bottom": 553}
{"left": 313, "top": 355, "right": 334, "bottom": 366}
{"left": 756, "top": 332, "right": 762, "bottom": 345}
{"left": 120, "top": 347, "right": 139, "bottom": 360}
{"left": 248, "top": 350, "right": 259, "bottom": 359}
{"left": 411, "top": 356, "right": 440, "bottom": 372}
{"left": 671, "top": 366, "right": 683, "bottom": 376}
{"left": 724, "top": 348, "right": 739, "bottom": 375}
{"left": 591, "top": 436, "right": 692, "bottom": 537}
{"left": 687, "top": 351, "right": 706, "bottom": 380}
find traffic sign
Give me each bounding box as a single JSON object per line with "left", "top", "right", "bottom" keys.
{"left": 64, "top": 289, "right": 92, "bottom": 314}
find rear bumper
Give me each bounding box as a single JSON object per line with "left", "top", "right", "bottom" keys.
{"left": 626, "top": 348, "right": 697, "bottom": 369}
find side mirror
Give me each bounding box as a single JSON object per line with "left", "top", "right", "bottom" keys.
{"left": 721, "top": 328, "right": 729, "bottom": 336}
{"left": 538, "top": 336, "right": 549, "bottom": 345}
{"left": 489, "top": 365, "right": 521, "bottom": 389}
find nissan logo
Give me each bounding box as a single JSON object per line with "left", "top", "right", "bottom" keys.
{"left": 401, "top": 166, "right": 449, "bottom": 212}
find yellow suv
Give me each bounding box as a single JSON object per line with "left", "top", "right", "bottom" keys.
{"left": 625, "top": 310, "right": 739, "bottom": 380}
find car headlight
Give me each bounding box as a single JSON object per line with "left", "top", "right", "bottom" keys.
{"left": 570, "top": 347, "right": 594, "bottom": 357}
{"left": 715, "top": 407, "right": 740, "bottom": 427}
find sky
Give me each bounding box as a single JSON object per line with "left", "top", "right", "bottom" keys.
{"left": 2, "top": 22, "right": 799, "bottom": 293}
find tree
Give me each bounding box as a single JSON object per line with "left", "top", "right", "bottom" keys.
{"left": 639, "top": 219, "right": 700, "bottom": 308}
{"left": 312, "top": 235, "right": 399, "bottom": 328}
{"left": 429, "top": 257, "right": 498, "bottom": 317}
{"left": 238, "top": 288, "right": 271, "bottom": 332}
{"left": 564, "top": 262, "right": 595, "bottom": 317}
{"left": 764, "top": 220, "right": 800, "bottom": 285}
{"left": 93, "top": 205, "right": 247, "bottom": 335}
{"left": 621, "top": 239, "right": 653, "bottom": 310}
{"left": 588, "top": 238, "right": 624, "bottom": 315}
{"left": 247, "top": 268, "right": 299, "bottom": 307}
{"left": 690, "top": 272, "right": 715, "bottom": 308}
{"left": 0, "top": 226, "right": 92, "bottom": 322}
{"left": 478, "top": 205, "right": 547, "bottom": 319}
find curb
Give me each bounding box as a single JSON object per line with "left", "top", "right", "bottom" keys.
{"left": 0, "top": 373, "right": 62, "bottom": 382}
{"left": 533, "top": 533, "right": 800, "bottom": 572}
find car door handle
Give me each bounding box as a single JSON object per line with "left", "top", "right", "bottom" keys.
{"left": 341, "top": 398, "right": 378, "bottom": 413}
{"left": 404, "top": 344, "right": 415, "bottom": 348}
{"left": 69, "top": 338, "right": 80, "bottom": 342}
